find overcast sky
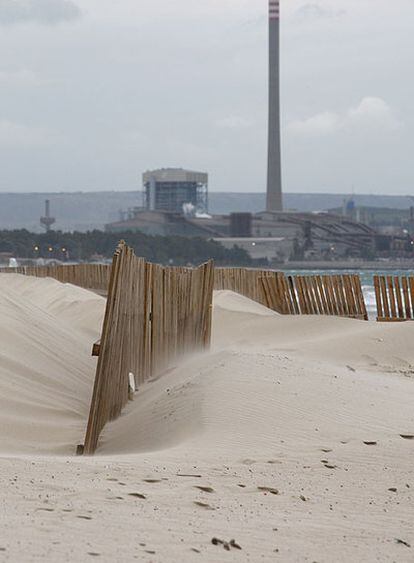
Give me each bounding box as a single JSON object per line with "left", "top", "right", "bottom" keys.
{"left": 0, "top": 0, "right": 413, "bottom": 194}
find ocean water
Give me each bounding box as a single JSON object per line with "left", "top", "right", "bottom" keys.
{"left": 284, "top": 269, "right": 414, "bottom": 320}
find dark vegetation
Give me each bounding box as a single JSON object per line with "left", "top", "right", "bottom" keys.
{"left": 0, "top": 229, "right": 254, "bottom": 266}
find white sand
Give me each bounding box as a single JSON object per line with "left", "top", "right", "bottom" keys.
{"left": 0, "top": 277, "right": 413, "bottom": 561}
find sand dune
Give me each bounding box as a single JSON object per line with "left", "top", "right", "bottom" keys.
{"left": 0, "top": 276, "right": 413, "bottom": 561}
{"left": 0, "top": 274, "right": 104, "bottom": 454}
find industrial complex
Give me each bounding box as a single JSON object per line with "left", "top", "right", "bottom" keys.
{"left": 105, "top": 0, "right": 414, "bottom": 265}
{"left": 104, "top": 3, "right": 391, "bottom": 265}
{"left": 34, "top": 1, "right": 413, "bottom": 267}
{"left": 106, "top": 163, "right": 391, "bottom": 264}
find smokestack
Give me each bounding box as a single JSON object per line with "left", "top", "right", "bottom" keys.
{"left": 266, "top": 0, "right": 283, "bottom": 212}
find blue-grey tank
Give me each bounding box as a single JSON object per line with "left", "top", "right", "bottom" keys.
{"left": 266, "top": 0, "right": 283, "bottom": 211}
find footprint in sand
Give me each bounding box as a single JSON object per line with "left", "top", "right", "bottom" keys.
{"left": 241, "top": 459, "right": 256, "bottom": 466}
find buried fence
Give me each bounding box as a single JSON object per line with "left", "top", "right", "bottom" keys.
{"left": 213, "top": 267, "right": 278, "bottom": 306}
{"left": 83, "top": 242, "right": 214, "bottom": 454}
{"left": 261, "top": 274, "right": 368, "bottom": 320}
{"left": 214, "top": 269, "right": 367, "bottom": 320}
{"left": 374, "top": 275, "right": 414, "bottom": 322}
{"left": 0, "top": 263, "right": 111, "bottom": 292}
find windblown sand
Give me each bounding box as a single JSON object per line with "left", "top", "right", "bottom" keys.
{"left": 0, "top": 275, "right": 413, "bottom": 562}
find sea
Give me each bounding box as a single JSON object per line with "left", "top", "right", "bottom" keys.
{"left": 284, "top": 269, "right": 414, "bottom": 320}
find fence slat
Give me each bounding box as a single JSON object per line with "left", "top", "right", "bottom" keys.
{"left": 375, "top": 275, "right": 414, "bottom": 322}
{"left": 401, "top": 278, "right": 411, "bottom": 320}
{"left": 374, "top": 276, "right": 383, "bottom": 320}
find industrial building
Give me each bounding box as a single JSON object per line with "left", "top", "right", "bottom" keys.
{"left": 143, "top": 168, "right": 208, "bottom": 215}
{"left": 106, "top": 206, "right": 379, "bottom": 264}
{"left": 330, "top": 199, "right": 414, "bottom": 236}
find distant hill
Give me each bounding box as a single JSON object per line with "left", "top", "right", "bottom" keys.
{"left": 0, "top": 191, "right": 413, "bottom": 232}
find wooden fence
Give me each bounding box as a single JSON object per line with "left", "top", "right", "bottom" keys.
{"left": 214, "top": 267, "right": 279, "bottom": 306}
{"left": 374, "top": 275, "right": 414, "bottom": 321}
{"left": 261, "top": 274, "right": 368, "bottom": 320}
{"left": 83, "top": 242, "right": 214, "bottom": 454}
{"left": 0, "top": 264, "right": 366, "bottom": 322}
{"left": 0, "top": 263, "right": 111, "bottom": 292}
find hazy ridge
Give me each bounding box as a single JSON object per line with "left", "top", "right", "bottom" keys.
{"left": 1, "top": 191, "right": 414, "bottom": 232}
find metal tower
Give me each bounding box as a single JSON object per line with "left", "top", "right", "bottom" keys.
{"left": 40, "top": 199, "right": 56, "bottom": 232}
{"left": 266, "top": 0, "right": 283, "bottom": 212}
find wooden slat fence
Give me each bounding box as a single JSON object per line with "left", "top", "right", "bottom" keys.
{"left": 374, "top": 275, "right": 414, "bottom": 321}
{"left": 83, "top": 242, "right": 214, "bottom": 454}
{"left": 1, "top": 262, "right": 369, "bottom": 322}
{"left": 0, "top": 263, "right": 111, "bottom": 292}
{"left": 261, "top": 274, "right": 368, "bottom": 320}
{"left": 213, "top": 267, "right": 278, "bottom": 306}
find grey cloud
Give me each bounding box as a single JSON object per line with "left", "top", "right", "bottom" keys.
{"left": 0, "top": 0, "right": 81, "bottom": 25}
{"left": 296, "top": 3, "right": 346, "bottom": 20}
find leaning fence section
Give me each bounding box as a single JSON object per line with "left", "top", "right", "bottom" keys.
{"left": 83, "top": 242, "right": 214, "bottom": 454}
{"left": 0, "top": 263, "right": 111, "bottom": 292}
{"left": 374, "top": 275, "right": 414, "bottom": 322}
{"left": 261, "top": 274, "right": 368, "bottom": 320}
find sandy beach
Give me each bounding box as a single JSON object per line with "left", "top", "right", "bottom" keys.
{"left": 0, "top": 275, "right": 413, "bottom": 562}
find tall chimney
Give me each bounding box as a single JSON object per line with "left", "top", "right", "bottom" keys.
{"left": 266, "top": 0, "right": 283, "bottom": 212}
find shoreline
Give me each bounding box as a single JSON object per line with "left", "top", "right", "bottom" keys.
{"left": 277, "top": 260, "right": 414, "bottom": 271}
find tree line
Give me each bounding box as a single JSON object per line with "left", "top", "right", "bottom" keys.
{"left": 0, "top": 229, "right": 256, "bottom": 266}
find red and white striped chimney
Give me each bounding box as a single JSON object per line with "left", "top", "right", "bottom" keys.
{"left": 266, "top": 0, "right": 283, "bottom": 212}
{"left": 269, "top": 0, "right": 280, "bottom": 20}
